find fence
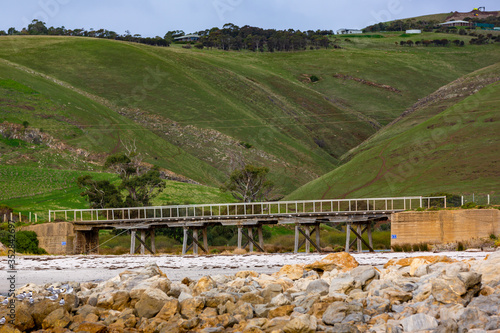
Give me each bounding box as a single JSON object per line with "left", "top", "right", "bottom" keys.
{"left": 48, "top": 196, "right": 446, "bottom": 223}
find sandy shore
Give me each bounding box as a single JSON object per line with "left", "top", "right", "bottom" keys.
{"left": 0, "top": 251, "right": 490, "bottom": 292}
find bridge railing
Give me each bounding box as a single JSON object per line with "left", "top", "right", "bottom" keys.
{"left": 48, "top": 196, "right": 446, "bottom": 223}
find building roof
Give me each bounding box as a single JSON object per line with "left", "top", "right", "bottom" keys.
{"left": 174, "top": 34, "right": 200, "bottom": 40}
{"left": 439, "top": 20, "right": 471, "bottom": 25}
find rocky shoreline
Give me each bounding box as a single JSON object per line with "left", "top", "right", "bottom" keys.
{"left": 1, "top": 251, "right": 500, "bottom": 332}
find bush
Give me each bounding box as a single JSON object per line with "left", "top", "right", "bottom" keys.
{"left": 461, "top": 202, "right": 477, "bottom": 209}
{"left": 0, "top": 230, "right": 47, "bottom": 254}
{"left": 310, "top": 75, "right": 320, "bottom": 83}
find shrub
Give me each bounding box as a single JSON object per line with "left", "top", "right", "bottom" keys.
{"left": 457, "top": 242, "right": 465, "bottom": 251}
{"left": 0, "top": 230, "right": 47, "bottom": 254}
{"left": 194, "top": 43, "right": 204, "bottom": 49}
{"left": 461, "top": 202, "right": 477, "bottom": 209}
{"left": 310, "top": 75, "right": 320, "bottom": 83}
{"left": 233, "top": 248, "right": 247, "bottom": 255}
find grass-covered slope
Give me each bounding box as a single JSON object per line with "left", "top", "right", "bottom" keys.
{"left": 0, "top": 33, "right": 499, "bottom": 208}
{"left": 287, "top": 63, "right": 500, "bottom": 199}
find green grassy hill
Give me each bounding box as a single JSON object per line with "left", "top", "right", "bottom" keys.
{"left": 1, "top": 32, "right": 499, "bottom": 212}
{"left": 288, "top": 63, "right": 500, "bottom": 200}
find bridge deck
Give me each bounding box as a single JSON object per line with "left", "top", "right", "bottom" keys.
{"left": 49, "top": 196, "right": 445, "bottom": 230}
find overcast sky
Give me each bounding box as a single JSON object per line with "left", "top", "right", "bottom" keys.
{"left": 1, "top": 0, "right": 498, "bottom": 36}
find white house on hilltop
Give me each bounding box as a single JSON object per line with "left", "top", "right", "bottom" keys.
{"left": 336, "top": 29, "right": 363, "bottom": 35}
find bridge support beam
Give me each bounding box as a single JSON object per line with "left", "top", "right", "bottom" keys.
{"left": 130, "top": 228, "right": 156, "bottom": 255}
{"left": 75, "top": 229, "right": 99, "bottom": 254}
{"left": 237, "top": 225, "right": 265, "bottom": 252}
{"left": 294, "top": 223, "right": 321, "bottom": 254}
{"left": 182, "top": 226, "right": 209, "bottom": 255}
{"left": 345, "top": 222, "right": 374, "bottom": 253}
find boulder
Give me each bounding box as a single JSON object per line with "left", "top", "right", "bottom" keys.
{"left": 268, "top": 305, "right": 294, "bottom": 319}
{"left": 283, "top": 314, "right": 317, "bottom": 333}
{"left": 74, "top": 322, "right": 108, "bottom": 333}
{"left": 328, "top": 275, "right": 356, "bottom": 296}
{"left": 384, "top": 255, "right": 456, "bottom": 268}
{"left": 400, "top": 313, "right": 438, "bottom": 332}
{"left": 276, "top": 265, "right": 305, "bottom": 281}
{"left": 42, "top": 308, "right": 71, "bottom": 330}
{"left": 193, "top": 276, "right": 217, "bottom": 296}
{"left": 270, "top": 294, "right": 291, "bottom": 307}
{"left": 13, "top": 304, "right": 35, "bottom": 332}
{"left": 240, "top": 292, "right": 265, "bottom": 305}
{"left": 305, "top": 252, "right": 359, "bottom": 273}
{"left": 261, "top": 283, "right": 283, "bottom": 303}
{"left": 305, "top": 279, "right": 329, "bottom": 296}
{"left": 431, "top": 276, "right": 467, "bottom": 304}
{"left": 470, "top": 251, "right": 500, "bottom": 286}
{"left": 31, "top": 299, "right": 61, "bottom": 327}
{"left": 235, "top": 271, "right": 259, "bottom": 279}
{"left": 134, "top": 287, "right": 170, "bottom": 318}
{"left": 180, "top": 296, "right": 205, "bottom": 318}
{"left": 234, "top": 302, "right": 254, "bottom": 319}
{"left": 155, "top": 299, "right": 180, "bottom": 321}
{"left": 350, "top": 266, "right": 379, "bottom": 289}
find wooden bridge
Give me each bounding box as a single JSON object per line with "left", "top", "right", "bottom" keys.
{"left": 49, "top": 196, "right": 446, "bottom": 255}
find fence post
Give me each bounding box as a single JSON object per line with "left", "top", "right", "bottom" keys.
{"left": 35, "top": 214, "right": 38, "bottom": 223}
{"left": 461, "top": 196, "right": 464, "bottom": 206}
{"left": 488, "top": 195, "right": 490, "bottom": 205}
{"left": 444, "top": 196, "right": 446, "bottom": 209}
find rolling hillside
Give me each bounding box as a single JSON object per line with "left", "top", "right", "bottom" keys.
{"left": 288, "top": 63, "right": 500, "bottom": 200}
{"left": 1, "top": 31, "right": 499, "bottom": 211}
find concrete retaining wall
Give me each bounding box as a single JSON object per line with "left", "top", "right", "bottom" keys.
{"left": 22, "top": 222, "right": 76, "bottom": 255}
{"left": 391, "top": 209, "right": 500, "bottom": 246}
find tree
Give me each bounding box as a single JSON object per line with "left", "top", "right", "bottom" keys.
{"left": 27, "top": 19, "right": 48, "bottom": 35}
{"left": 76, "top": 175, "right": 123, "bottom": 209}
{"left": 104, "top": 152, "right": 165, "bottom": 207}
{"left": 7, "top": 27, "right": 18, "bottom": 35}
{"left": 222, "top": 164, "right": 274, "bottom": 202}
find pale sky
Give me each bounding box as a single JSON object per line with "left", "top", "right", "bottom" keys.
{"left": 1, "top": 0, "right": 498, "bottom": 36}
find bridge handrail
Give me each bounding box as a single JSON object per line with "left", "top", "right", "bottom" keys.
{"left": 48, "top": 196, "right": 446, "bottom": 223}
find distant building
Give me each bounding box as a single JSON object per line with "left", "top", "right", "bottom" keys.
{"left": 494, "top": 27, "right": 500, "bottom": 31}
{"left": 439, "top": 20, "right": 474, "bottom": 27}
{"left": 336, "top": 29, "right": 363, "bottom": 35}
{"left": 174, "top": 34, "right": 200, "bottom": 42}
{"left": 406, "top": 29, "right": 421, "bottom": 34}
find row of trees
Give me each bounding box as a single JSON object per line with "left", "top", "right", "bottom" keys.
{"left": 0, "top": 20, "right": 170, "bottom": 47}
{"left": 194, "top": 24, "right": 333, "bottom": 51}
{"left": 0, "top": 20, "right": 335, "bottom": 52}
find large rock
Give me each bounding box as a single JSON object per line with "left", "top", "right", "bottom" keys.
{"left": 193, "top": 276, "right": 217, "bottom": 295}
{"left": 276, "top": 264, "right": 305, "bottom": 281}
{"left": 74, "top": 322, "right": 108, "bottom": 333}
{"left": 283, "top": 314, "right": 317, "bottom": 333}
{"left": 31, "top": 299, "right": 61, "bottom": 327}
{"left": 470, "top": 251, "right": 500, "bottom": 286}
{"left": 268, "top": 305, "right": 294, "bottom": 319}
{"left": 384, "top": 256, "right": 456, "bottom": 269}
{"left": 305, "top": 279, "right": 330, "bottom": 296}
{"left": 155, "top": 299, "right": 180, "bottom": 321}
{"left": 180, "top": 296, "right": 205, "bottom": 318}
{"left": 350, "top": 266, "right": 379, "bottom": 289}
{"left": 234, "top": 302, "right": 254, "bottom": 319}
{"left": 400, "top": 313, "right": 438, "bottom": 332}
{"left": 261, "top": 283, "right": 283, "bottom": 303}
{"left": 13, "top": 304, "right": 35, "bottom": 332}
{"left": 134, "top": 287, "right": 170, "bottom": 318}
{"left": 305, "top": 253, "right": 359, "bottom": 274}
{"left": 328, "top": 275, "right": 356, "bottom": 296}
{"left": 41, "top": 308, "right": 71, "bottom": 330}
